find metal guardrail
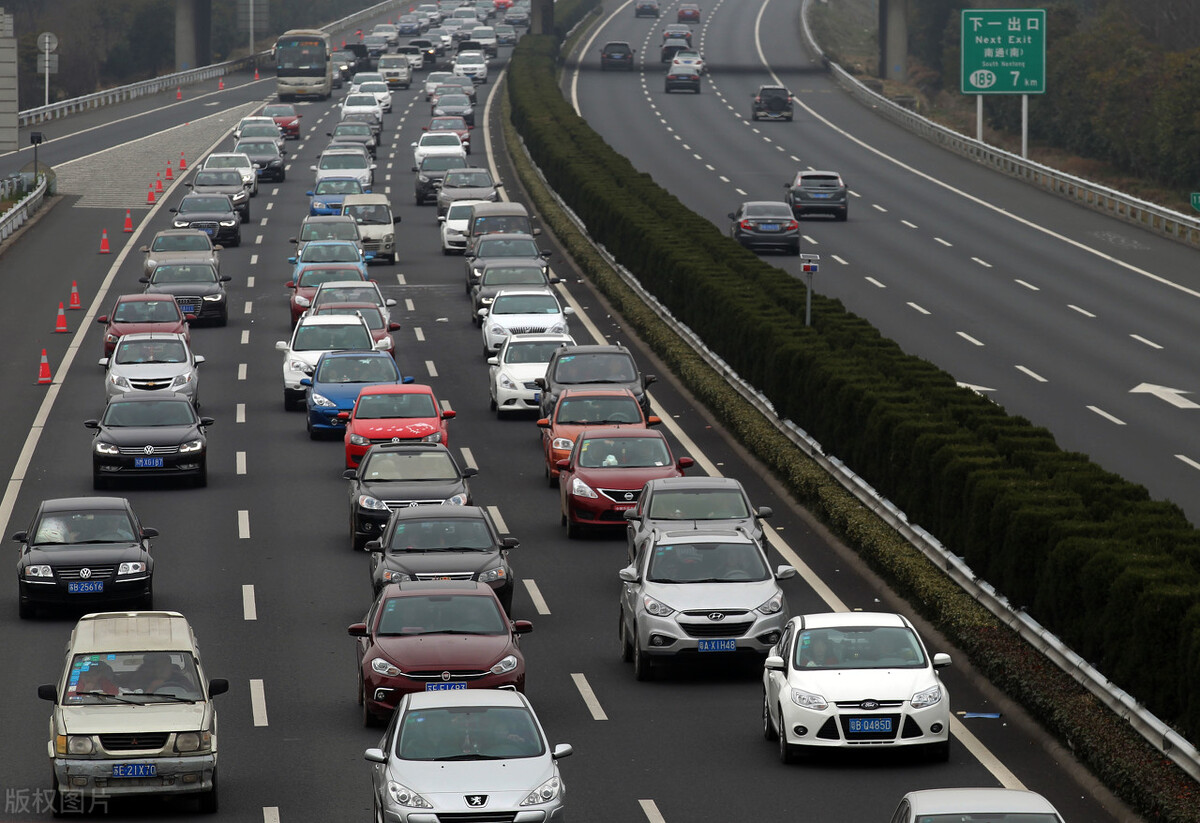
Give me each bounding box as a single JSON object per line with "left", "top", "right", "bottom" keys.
{"left": 0, "top": 173, "right": 48, "bottom": 242}
{"left": 17, "top": 0, "right": 406, "bottom": 127}
{"left": 796, "top": 0, "right": 1200, "bottom": 250}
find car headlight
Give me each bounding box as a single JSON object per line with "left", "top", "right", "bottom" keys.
{"left": 386, "top": 781, "right": 432, "bottom": 809}
{"left": 910, "top": 684, "right": 943, "bottom": 709}
{"left": 286, "top": 359, "right": 313, "bottom": 374}
{"left": 108, "top": 373, "right": 131, "bottom": 390}
{"left": 310, "top": 392, "right": 336, "bottom": 408}
{"left": 519, "top": 776, "right": 562, "bottom": 806}
{"left": 95, "top": 441, "right": 120, "bottom": 455}
{"left": 480, "top": 296, "right": 494, "bottom": 305}
{"left": 118, "top": 562, "right": 147, "bottom": 575}
{"left": 487, "top": 325, "right": 508, "bottom": 337}
{"left": 418, "top": 174, "right": 431, "bottom": 183}
{"left": 489, "top": 654, "right": 518, "bottom": 675}
{"left": 381, "top": 569, "right": 411, "bottom": 583}
{"left": 790, "top": 687, "right": 828, "bottom": 711}
{"left": 642, "top": 595, "right": 674, "bottom": 617}
{"left": 478, "top": 566, "right": 507, "bottom": 584}
{"left": 383, "top": 233, "right": 394, "bottom": 245}
{"left": 179, "top": 438, "right": 204, "bottom": 453}
{"left": 497, "top": 373, "right": 518, "bottom": 391}
{"left": 349, "top": 433, "right": 371, "bottom": 446}
{"left": 419, "top": 432, "right": 442, "bottom": 443}
{"left": 175, "top": 731, "right": 211, "bottom": 753}
{"left": 169, "top": 373, "right": 194, "bottom": 390}
{"left": 756, "top": 594, "right": 784, "bottom": 615}
{"left": 145, "top": 257, "right": 159, "bottom": 269}
{"left": 371, "top": 657, "right": 402, "bottom": 677}
{"left": 357, "top": 495, "right": 389, "bottom": 511}
{"left": 173, "top": 220, "right": 190, "bottom": 228}
{"left": 551, "top": 437, "right": 573, "bottom": 451}
{"left": 569, "top": 477, "right": 597, "bottom": 499}
{"left": 203, "top": 293, "right": 225, "bottom": 301}
{"left": 66, "top": 736, "right": 95, "bottom": 756}
{"left": 445, "top": 493, "right": 468, "bottom": 506}
{"left": 549, "top": 322, "right": 567, "bottom": 334}
{"left": 24, "top": 565, "right": 52, "bottom": 578}
{"left": 220, "top": 219, "right": 238, "bottom": 227}
{"left": 311, "top": 200, "right": 326, "bottom": 209}
{"left": 105, "top": 332, "right": 119, "bottom": 344}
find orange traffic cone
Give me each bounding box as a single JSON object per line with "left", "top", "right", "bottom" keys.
{"left": 54, "top": 302, "right": 69, "bottom": 333}
{"left": 218, "top": 76, "right": 224, "bottom": 90}
{"left": 342, "top": 39, "right": 346, "bottom": 48}
{"left": 68, "top": 281, "right": 82, "bottom": 309}
{"left": 176, "top": 86, "right": 182, "bottom": 101}
{"left": 179, "top": 151, "right": 187, "bottom": 170}
{"left": 99, "top": 229, "right": 111, "bottom": 254}
{"left": 254, "top": 68, "right": 260, "bottom": 81}
{"left": 147, "top": 184, "right": 156, "bottom": 205}
{"left": 37, "top": 349, "right": 52, "bottom": 385}
{"left": 123, "top": 209, "right": 133, "bottom": 232}
{"left": 155, "top": 173, "right": 163, "bottom": 193}
{"left": 165, "top": 161, "right": 174, "bottom": 181}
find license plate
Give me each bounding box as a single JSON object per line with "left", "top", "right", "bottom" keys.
{"left": 613, "top": 503, "right": 635, "bottom": 511}
{"left": 532, "top": 392, "right": 541, "bottom": 402}
{"left": 202, "top": 227, "right": 215, "bottom": 234}
{"left": 698, "top": 639, "right": 736, "bottom": 652}
{"left": 112, "top": 764, "right": 156, "bottom": 778}
{"left": 812, "top": 193, "right": 832, "bottom": 199}
{"left": 179, "top": 304, "right": 196, "bottom": 314}
{"left": 847, "top": 716, "right": 893, "bottom": 734}
{"left": 134, "top": 457, "right": 164, "bottom": 468}
{"left": 758, "top": 223, "right": 780, "bottom": 231}
{"left": 68, "top": 581, "right": 104, "bottom": 594}
{"left": 425, "top": 682, "right": 467, "bottom": 691}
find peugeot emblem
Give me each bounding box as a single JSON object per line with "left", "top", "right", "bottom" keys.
{"left": 707, "top": 612, "right": 724, "bottom": 621}
{"left": 465, "top": 795, "right": 487, "bottom": 808}
{"left": 623, "top": 492, "right": 634, "bottom": 501}
{"left": 143, "top": 445, "right": 154, "bottom": 455}
{"left": 441, "top": 671, "right": 451, "bottom": 682}
{"left": 860, "top": 700, "right": 880, "bottom": 711}
{"left": 80, "top": 568, "right": 92, "bottom": 579}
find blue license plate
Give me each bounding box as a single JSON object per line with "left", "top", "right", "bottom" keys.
{"left": 758, "top": 223, "right": 780, "bottom": 232}
{"left": 697, "top": 639, "right": 736, "bottom": 652}
{"left": 179, "top": 304, "right": 196, "bottom": 314}
{"left": 134, "top": 457, "right": 164, "bottom": 468}
{"left": 202, "top": 227, "right": 215, "bottom": 234}
{"left": 847, "top": 716, "right": 893, "bottom": 734}
{"left": 532, "top": 392, "right": 541, "bottom": 402}
{"left": 68, "top": 581, "right": 104, "bottom": 594}
{"left": 812, "top": 193, "right": 832, "bottom": 199}
{"left": 425, "top": 682, "right": 467, "bottom": 691}
{"left": 112, "top": 764, "right": 156, "bottom": 778}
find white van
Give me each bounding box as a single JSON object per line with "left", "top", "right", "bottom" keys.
{"left": 342, "top": 193, "right": 402, "bottom": 264}
{"left": 38, "top": 611, "right": 228, "bottom": 813}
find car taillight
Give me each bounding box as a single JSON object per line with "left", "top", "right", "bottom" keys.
{"left": 740, "top": 219, "right": 755, "bottom": 230}
{"left": 785, "top": 220, "right": 798, "bottom": 230}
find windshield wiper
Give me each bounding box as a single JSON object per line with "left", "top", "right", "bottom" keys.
{"left": 430, "top": 753, "right": 506, "bottom": 761}
{"left": 75, "top": 691, "right": 142, "bottom": 705}
{"left": 140, "top": 692, "right": 198, "bottom": 704}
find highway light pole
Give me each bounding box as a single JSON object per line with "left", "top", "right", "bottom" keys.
{"left": 30, "top": 131, "right": 43, "bottom": 184}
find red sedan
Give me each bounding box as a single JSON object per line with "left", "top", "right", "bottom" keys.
{"left": 340, "top": 383, "right": 455, "bottom": 467}
{"left": 260, "top": 103, "right": 302, "bottom": 139}
{"left": 538, "top": 388, "right": 659, "bottom": 485}
{"left": 285, "top": 263, "right": 370, "bottom": 325}
{"left": 557, "top": 428, "right": 693, "bottom": 538}
{"left": 677, "top": 3, "right": 701, "bottom": 23}
{"left": 424, "top": 115, "right": 473, "bottom": 154}
{"left": 348, "top": 581, "right": 531, "bottom": 725}
{"left": 96, "top": 294, "right": 191, "bottom": 356}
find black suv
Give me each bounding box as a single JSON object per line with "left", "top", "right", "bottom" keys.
{"left": 600, "top": 41, "right": 635, "bottom": 71}
{"left": 413, "top": 153, "right": 469, "bottom": 205}
{"left": 752, "top": 85, "right": 794, "bottom": 121}
{"left": 635, "top": 0, "right": 661, "bottom": 17}
{"left": 536, "top": 344, "right": 656, "bottom": 417}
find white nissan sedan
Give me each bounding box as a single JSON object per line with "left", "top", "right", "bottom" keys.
{"left": 762, "top": 611, "right": 952, "bottom": 763}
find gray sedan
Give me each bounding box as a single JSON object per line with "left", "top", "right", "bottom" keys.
{"left": 624, "top": 476, "right": 773, "bottom": 563}
{"left": 99, "top": 332, "right": 204, "bottom": 407}
{"left": 464, "top": 233, "right": 551, "bottom": 292}
{"left": 140, "top": 229, "right": 222, "bottom": 278}
{"left": 728, "top": 200, "right": 801, "bottom": 254}
{"left": 435, "top": 167, "right": 501, "bottom": 216}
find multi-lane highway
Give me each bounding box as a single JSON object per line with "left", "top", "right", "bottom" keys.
{"left": 0, "top": 5, "right": 1137, "bottom": 823}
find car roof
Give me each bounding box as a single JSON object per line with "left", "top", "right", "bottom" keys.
{"left": 403, "top": 681, "right": 528, "bottom": 710}
{"left": 356, "top": 382, "right": 435, "bottom": 396}
{"left": 654, "top": 528, "right": 756, "bottom": 544}
{"left": 115, "top": 293, "right": 183, "bottom": 303}
{"left": 153, "top": 228, "right": 212, "bottom": 238}
{"left": 799, "top": 612, "right": 910, "bottom": 630}
{"left": 342, "top": 193, "right": 391, "bottom": 206}
{"left": 316, "top": 349, "right": 392, "bottom": 362}
{"left": 579, "top": 427, "right": 665, "bottom": 440}
{"left": 69, "top": 611, "right": 197, "bottom": 655}
{"left": 303, "top": 214, "right": 357, "bottom": 224}
{"left": 558, "top": 388, "right": 639, "bottom": 400}
{"left": 644, "top": 476, "right": 744, "bottom": 491}
{"left": 387, "top": 504, "right": 489, "bottom": 524}
{"left": 106, "top": 391, "right": 192, "bottom": 404}
{"left": 40, "top": 496, "right": 131, "bottom": 514}
{"left": 556, "top": 343, "right": 631, "bottom": 355}
{"left": 115, "top": 332, "right": 188, "bottom": 343}
{"left": 903, "top": 789, "right": 1060, "bottom": 817}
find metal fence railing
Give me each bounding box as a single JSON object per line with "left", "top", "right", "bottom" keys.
{"left": 0, "top": 173, "right": 48, "bottom": 243}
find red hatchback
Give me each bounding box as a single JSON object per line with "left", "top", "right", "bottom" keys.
{"left": 260, "top": 103, "right": 302, "bottom": 139}
{"left": 96, "top": 294, "right": 191, "bottom": 356}
{"left": 557, "top": 427, "right": 693, "bottom": 538}
{"left": 285, "top": 263, "right": 370, "bottom": 325}
{"left": 340, "top": 383, "right": 455, "bottom": 467}
{"left": 424, "top": 115, "right": 473, "bottom": 153}
{"left": 538, "top": 388, "right": 659, "bottom": 485}
{"left": 348, "top": 581, "right": 531, "bottom": 725}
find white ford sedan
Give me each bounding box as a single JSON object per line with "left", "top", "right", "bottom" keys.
{"left": 763, "top": 611, "right": 952, "bottom": 762}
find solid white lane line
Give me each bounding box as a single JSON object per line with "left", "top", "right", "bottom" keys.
{"left": 243, "top": 585, "right": 257, "bottom": 620}
{"left": 487, "top": 505, "right": 508, "bottom": 533}
{"left": 639, "top": 799, "right": 668, "bottom": 823}
{"left": 950, "top": 717, "right": 1025, "bottom": 788}
{"left": 570, "top": 673, "right": 608, "bottom": 720}
{"left": 1016, "top": 365, "right": 1048, "bottom": 382}
{"left": 460, "top": 447, "right": 477, "bottom": 470}
{"left": 1087, "top": 406, "right": 1126, "bottom": 425}
{"left": 957, "top": 331, "right": 985, "bottom": 346}
{"left": 1130, "top": 334, "right": 1162, "bottom": 349}
{"left": 236, "top": 452, "right": 246, "bottom": 475}
{"left": 238, "top": 510, "right": 250, "bottom": 539}
{"left": 249, "top": 679, "right": 268, "bottom": 726}
{"left": 523, "top": 580, "right": 550, "bottom": 615}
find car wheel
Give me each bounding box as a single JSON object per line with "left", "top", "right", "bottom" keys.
{"left": 92, "top": 473, "right": 108, "bottom": 491}
{"left": 217, "top": 309, "right": 228, "bottom": 327}
{"left": 197, "top": 768, "right": 218, "bottom": 813}
{"left": 307, "top": 417, "right": 319, "bottom": 440}
{"left": 619, "top": 612, "right": 633, "bottom": 662}
{"left": 141, "top": 586, "right": 154, "bottom": 610}
{"left": 18, "top": 598, "right": 33, "bottom": 619}
{"left": 778, "top": 707, "right": 796, "bottom": 763}
{"left": 415, "top": 194, "right": 424, "bottom": 205}
{"left": 790, "top": 243, "right": 801, "bottom": 256}
{"left": 927, "top": 738, "right": 951, "bottom": 762}
{"left": 279, "top": 169, "right": 286, "bottom": 182}
{"left": 837, "top": 209, "right": 848, "bottom": 222}
{"left": 633, "top": 639, "right": 654, "bottom": 681}
{"left": 762, "top": 691, "right": 778, "bottom": 741}
{"left": 50, "top": 774, "right": 66, "bottom": 817}
{"left": 193, "top": 464, "right": 207, "bottom": 488}
{"left": 351, "top": 516, "right": 365, "bottom": 551}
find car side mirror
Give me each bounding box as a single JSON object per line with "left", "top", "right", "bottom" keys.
{"left": 618, "top": 566, "right": 638, "bottom": 583}
{"left": 552, "top": 744, "right": 573, "bottom": 760}
{"left": 933, "top": 653, "right": 952, "bottom": 669}
{"left": 623, "top": 509, "right": 639, "bottom": 521}
{"left": 776, "top": 565, "right": 797, "bottom": 580}
{"left": 96, "top": 316, "right": 109, "bottom": 324}
{"left": 11, "top": 530, "right": 27, "bottom": 543}
{"left": 200, "top": 417, "right": 215, "bottom": 426}
{"left": 343, "top": 468, "right": 358, "bottom": 480}
{"left": 441, "top": 409, "right": 456, "bottom": 420}
{"left": 98, "top": 357, "right": 110, "bottom": 368}
{"left": 348, "top": 622, "right": 369, "bottom": 637}
{"left": 727, "top": 213, "right": 736, "bottom": 220}
{"left": 141, "top": 527, "right": 159, "bottom": 539}
{"left": 646, "top": 416, "right": 661, "bottom": 427}
{"left": 208, "top": 678, "right": 230, "bottom": 697}
{"left": 555, "top": 458, "right": 569, "bottom": 471}
{"left": 139, "top": 245, "right": 149, "bottom": 253}
{"left": 644, "top": 374, "right": 657, "bottom": 386}
{"left": 534, "top": 377, "right": 547, "bottom": 389}
{"left": 139, "top": 277, "right": 150, "bottom": 284}
{"left": 486, "top": 357, "right": 498, "bottom": 366}
{"left": 37, "top": 684, "right": 56, "bottom": 701}
{"left": 764, "top": 655, "right": 786, "bottom": 672}
{"left": 536, "top": 418, "right": 551, "bottom": 429}
{"left": 463, "top": 466, "right": 479, "bottom": 478}
{"left": 677, "top": 456, "right": 695, "bottom": 471}
{"left": 756, "top": 506, "right": 774, "bottom": 519}
{"left": 364, "top": 748, "right": 387, "bottom": 764}
{"left": 84, "top": 420, "right": 100, "bottom": 429}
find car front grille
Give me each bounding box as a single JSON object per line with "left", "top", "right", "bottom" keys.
{"left": 504, "top": 325, "right": 555, "bottom": 335}
{"left": 412, "top": 571, "right": 475, "bottom": 581}
{"left": 382, "top": 499, "right": 446, "bottom": 511}
{"left": 118, "top": 444, "right": 181, "bottom": 455}
{"left": 679, "top": 619, "right": 754, "bottom": 638}
{"left": 402, "top": 669, "right": 490, "bottom": 681}
{"left": 100, "top": 733, "right": 170, "bottom": 752}
{"left": 189, "top": 221, "right": 219, "bottom": 233}
{"left": 598, "top": 488, "right": 642, "bottom": 504}
{"left": 56, "top": 565, "right": 117, "bottom": 581}
{"left": 434, "top": 814, "right": 518, "bottom": 823}
{"left": 361, "top": 239, "right": 383, "bottom": 251}
{"left": 127, "top": 377, "right": 178, "bottom": 391}
{"left": 172, "top": 295, "right": 202, "bottom": 310}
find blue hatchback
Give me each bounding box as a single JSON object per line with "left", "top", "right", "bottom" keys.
{"left": 302, "top": 351, "right": 413, "bottom": 439}
{"left": 307, "top": 177, "right": 367, "bottom": 216}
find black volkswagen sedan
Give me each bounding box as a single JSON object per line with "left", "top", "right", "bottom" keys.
{"left": 85, "top": 393, "right": 213, "bottom": 489}
{"left": 140, "top": 262, "right": 232, "bottom": 326}
{"left": 233, "top": 139, "right": 288, "bottom": 183}
{"left": 14, "top": 497, "right": 157, "bottom": 618}
{"left": 170, "top": 194, "right": 242, "bottom": 247}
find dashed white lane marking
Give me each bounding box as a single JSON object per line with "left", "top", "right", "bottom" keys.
{"left": 865, "top": 277, "right": 886, "bottom": 288}
{"left": 487, "top": 505, "right": 508, "bottom": 533}
{"left": 414, "top": 327, "right": 425, "bottom": 342}
{"left": 935, "top": 237, "right": 952, "bottom": 247}
{"left": 1068, "top": 304, "right": 1095, "bottom": 318}
{"left": 243, "top": 585, "right": 257, "bottom": 620}
{"left": 236, "top": 403, "right": 245, "bottom": 423}
{"left": 236, "top": 451, "right": 246, "bottom": 475}
{"left": 238, "top": 510, "right": 250, "bottom": 538}
{"left": 1087, "top": 406, "right": 1126, "bottom": 425}
{"left": 1176, "top": 454, "right": 1200, "bottom": 471}
{"left": 957, "top": 331, "right": 985, "bottom": 346}
{"left": 249, "top": 679, "right": 268, "bottom": 726}
{"left": 908, "top": 302, "right": 930, "bottom": 315}
{"left": 524, "top": 579, "right": 550, "bottom": 615}
{"left": 1130, "top": 334, "right": 1162, "bottom": 349}
{"left": 971, "top": 257, "right": 992, "bottom": 267}
{"left": 460, "top": 447, "right": 477, "bottom": 470}
{"left": 1014, "top": 279, "right": 1038, "bottom": 290}
{"left": 1016, "top": 365, "right": 1048, "bottom": 382}
{"left": 570, "top": 673, "right": 608, "bottom": 721}
{"left": 426, "top": 360, "right": 438, "bottom": 377}
{"left": 639, "top": 800, "right": 667, "bottom": 823}
{"left": 238, "top": 363, "right": 247, "bottom": 380}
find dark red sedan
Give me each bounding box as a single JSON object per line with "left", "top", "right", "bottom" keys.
{"left": 424, "top": 115, "right": 473, "bottom": 154}
{"left": 556, "top": 427, "right": 693, "bottom": 538}
{"left": 96, "top": 294, "right": 191, "bottom": 356}
{"left": 285, "top": 263, "right": 370, "bottom": 325}
{"left": 677, "top": 3, "right": 701, "bottom": 23}
{"left": 261, "top": 103, "right": 302, "bottom": 139}
{"left": 348, "top": 581, "right": 531, "bottom": 725}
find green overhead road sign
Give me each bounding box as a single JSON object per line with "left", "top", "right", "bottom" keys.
{"left": 961, "top": 9, "right": 1045, "bottom": 95}
{"left": 1192, "top": 193, "right": 1200, "bottom": 213}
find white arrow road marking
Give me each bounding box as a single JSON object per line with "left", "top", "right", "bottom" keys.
{"left": 1130, "top": 383, "right": 1200, "bottom": 409}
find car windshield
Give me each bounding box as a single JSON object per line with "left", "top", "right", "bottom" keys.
{"left": 491, "top": 294, "right": 559, "bottom": 315}
{"left": 457, "top": 54, "right": 484, "bottom": 65}
{"left": 346, "top": 95, "right": 378, "bottom": 107}
{"left": 356, "top": 391, "right": 438, "bottom": 420}
{"left": 556, "top": 396, "right": 641, "bottom": 425}
{"left": 178, "top": 197, "right": 230, "bottom": 213}
{"left": 473, "top": 215, "right": 530, "bottom": 234}
{"left": 360, "top": 82, "right": 389, "bottom": 93}
{"left": 315, "top": 180, "right": 363, "bottom": 195}
{"left": 427, "top": 72, "right": 453, "bottom": 86}
{"left": 112, "top": 300, "right": 181, "bottom": 323}
{"left": 387, "top": 518, "right": 493, "bottom": 551}
{"left": 240, "top": 125, "right": 278, "bottom": 139}
{"left": 193, "top": 171, "right": 242, "bottom": 187}
{"left": 300, "top": 244, "right": 360, "bottom": 263}
{"left": 334, "top": 124, "right": 372, "bottom": 137}
{"left": 292, "top": 323, "right": 373, "bottom": 351}
{"left": 361, "top": 450, "right": 459, "bottom": 481}
{"left": 436, "top": 94, "right": 471, "bottom": 107}
{"left": 476, "top": 238, "right": 539, "bottom": 258}
{"left": 422, "top": 156, "right": 467, "bottom": 172}
{"left": 444, "top": 171, "right": 493, "bottom": 188}
{"left": 648, "top": 489, "right": 750, "bottom": 520}
{"left": 320, "top": 154, "right": 369, "bottom": 170}
{"left": 578, "top": 435, "right": 669, "bottom": 468}
{"left": 379, "top": 56, "right": 408, "bottom": 68}
{"left": 151, "top": 234, "right": 210, "bottom": 252}
{"left": 262, "top": 105, "right": 296, "bottom": 117}
{"left": 64, "top": 652, "right": 203, "bottom": 704}
{"left": 396, "top": 706, "right": 544, "bottom": 760}
{"left": 205, "top": 156, "right": 248, "bottom": 169}
{"left": 344, "top": 204, "right": 391, "bottom": 225}
{"left": 447, "top": 203, "right": 479, "bottom": 221}
{"left": 314, "top": 285, "right": 380, "bottom": 306}
{"left": 33, "top": 511, "right": 137, "bottom": 545}
{"left": 430, "top": 117, "right": 467, "bottom": 131}
{"left": 481, "top": 266, "right": 544, "bottom": 286}
{"left": 301, "top": 223, "right": 359, "bottom": 242}
{"left": 793, "top": 626, "right": 927, "bottom": 670}
{"left": 114, "top": 338, "right": 187, "bottom": 365}
{"left": 101, "top": 399, "right": 197, "bottom": 427}
{"left": 552, "top": 352, "right": 637, "bottom": 383}
{"left": 646, "top": 541, "right": 771, "bottom": 584}
{"left": 234, "top": 141, "right": 276, "bottom": 156}
{"left": 422, "top": 134, "right": 462, "bottom": 147}
{"left": 315, "top": 355, "right": 398, "bottom": 384}
{"left": 318, "top": 306, "right": 384, "bottom": 329}
{"left": 503, "top": 340, "right": 566, "bottom": 364}
{"left": 150, "top": 264, "right": 218, "bottom": 284}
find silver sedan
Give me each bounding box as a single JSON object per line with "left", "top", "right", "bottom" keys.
{"left": 100, "top": 332, "right": 204, "bottom": 407}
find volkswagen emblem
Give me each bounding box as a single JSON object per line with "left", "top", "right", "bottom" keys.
{"left": 79, "top": 568, "right": 92, "bottom": 579}
{"left": 441, "top": 671, "right": 451, "bottom": 682}
{"left": 465, "top": 795, "right": 487, "bottom": 808}
{"left": 707, "top": 612, "right": 725, "bottom": 621}
{"left": 860, "top": 700, "right": 880, "bottom": 711}
{"left": 623, "top": 492, "right": 634, "bottom": 501}
{"left": 390, "top": 437, "right": 401, "bottom": 443}
{"left": 143, "top": 445, "right": 154, "bottom": 455}
{"left": 407, "top": 501, "right": 419, "bottom": 508}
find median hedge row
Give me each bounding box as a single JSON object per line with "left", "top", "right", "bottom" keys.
{"left": 504, "top": 28, "right": 1200, "bottom": 751}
